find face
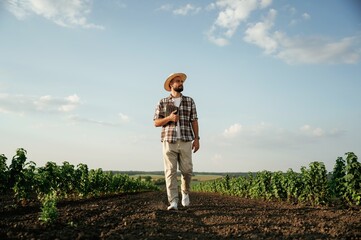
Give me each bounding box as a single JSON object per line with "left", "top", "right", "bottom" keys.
{"left": 170, "top": 76, "right": 184, "bottom": 93}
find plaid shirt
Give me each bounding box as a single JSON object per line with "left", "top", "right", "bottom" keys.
{"left": 154, "top": 94, "right": 198, "bottom": 143}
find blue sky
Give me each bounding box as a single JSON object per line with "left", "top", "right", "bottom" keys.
{"left": 1, "top": 0, "right": 360, "bottom": 173}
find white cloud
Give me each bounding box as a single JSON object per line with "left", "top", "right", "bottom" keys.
{"left": 158, "top": 3, "right": 201, "bottom": 16}
{"left": 206, "top": 26, "right": 230, "bottom": 46}
{"left": 68, "top": 115, "right": 118, "bottom": 127}
{"left": 34, "top": 95, "right": 52, "bottom": 111}
{"left": 207, "top": 1, "right": 360, "bottom": 64}
{"left": 206, "top": 3, "right": 216, "bottom": 11}
{"left": 207, "top": 0, "right": 272, "bottom": 46}
{"left": 223, "top": 123, "right": 242, "bottom": 138}
{"left": 68, "top": 112, "right": 130, "bottom": 127}
{"left": 58, "top": 94, "right": 80, "bottom": 112}
{"left": 0, "top": 93, "right": 32, "bottom": 115}
{"left": 276, "top": 35, "right": 361, "bottom": 64}
{"left": 118, "top": 112, "right": 130, "bottom": 122}
{"left": 0, "top": 92, "right": 131, "bottom": 127}
{"left": 34, "top": 94, "right": 80, "bottom": 112}
{"left": 221, "top": 122, "right": 344, "bottom": 148}
{"left": 0, "top": 93, "right": 81, "bottom": 114}
{"left": 242, "top": 9, "right": 360, "bottom": 64}
{"left": 158, "top": 4, "right": 172, "bottom": 12}
{"left": 299, "top": 124, "right": 343, "bottom": 138}
{"left": 173, "top": 4, "right": 201, "bottom": 16}
{"left": 287, "top": 10, "right": 310, "bottom": 26}
{"left": 244, "top": 8, "right": 278, "bottom": 54}
{"left": 5, "top": 0, "right": 104, "bottom": 29}
{"left": 260, "top": 0, "right": 272, "bottom": 9}
{"left": 302, "top": 12, "right": 311, "bottom": 20}
{"left": 300, "top": 125, "right": 324, "bottom": 137}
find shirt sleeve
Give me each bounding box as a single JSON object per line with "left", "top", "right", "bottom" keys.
{"left": 153, "top": 100, "right": 165, "bottom": 120}
{"left": 190, "top": 98, "right": 198, "bottom": 121}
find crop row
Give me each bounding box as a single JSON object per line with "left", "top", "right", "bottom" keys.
{"left": 0, "top": 148, "right": 159, "bottom": 223}
{"left": 192, "top": 152, "right": 361, "bottom": 206}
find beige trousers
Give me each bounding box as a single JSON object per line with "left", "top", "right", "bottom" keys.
{"left": 163, "top": 140, "right": 193, "bottom": 203}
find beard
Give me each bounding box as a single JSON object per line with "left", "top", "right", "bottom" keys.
{"left": 174, "top": 85, "right": 184, "bottom": 93}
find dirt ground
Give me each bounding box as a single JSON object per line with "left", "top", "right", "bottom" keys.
{"left": 1, "top": 191, "right": 360, "bottom": 239}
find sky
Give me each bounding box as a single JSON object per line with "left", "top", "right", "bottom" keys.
{"left": 1, "top": 0, "right": 360, "bottom": 173}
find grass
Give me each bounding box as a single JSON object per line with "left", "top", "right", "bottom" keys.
{"left": 131, "top": 174, "right": 223, "bottom": 185}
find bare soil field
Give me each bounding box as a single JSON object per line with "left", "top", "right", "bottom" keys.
{"left": 1, "top": 191, "right": 360, "bottom": 239}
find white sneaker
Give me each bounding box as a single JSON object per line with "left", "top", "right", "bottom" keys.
{"left": 181, "top": 193, "right": 190, "bottom": 207}
{"left": 167, "top": 200, "right": 178, "bottom": 210}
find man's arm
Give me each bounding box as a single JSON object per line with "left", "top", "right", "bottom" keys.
{"left": 192, "top": 120, "right": 199, "bottom": 139}
{"left": 192, "top": 120, "right": 200, "bottom": 153}
{"left": 154, "top": 110, "right": 178, "bottom": 127}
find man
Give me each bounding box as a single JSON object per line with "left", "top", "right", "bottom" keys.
{"left": 153, "top": 72, "right": 200, "bottom": 210}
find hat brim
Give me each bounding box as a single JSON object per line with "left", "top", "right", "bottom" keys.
{"left": 164, "top": 73, "right": 187, "bottom": 91}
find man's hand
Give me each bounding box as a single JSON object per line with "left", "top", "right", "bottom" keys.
{"left": 168, "top": 110, "right": 179, "bottom": 122}
{"left": 192, "top": 139, "right": 200, "bottom": 153}
{"left": 154, "top": 110, "right": 179, "bottom": 127}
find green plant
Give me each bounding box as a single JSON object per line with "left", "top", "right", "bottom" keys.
{"left": 299, "top": 162, "right": 329, "bottom": 205}
{"left": 8, "top": 149, "right": 37, "bottom": 203}
{"left": 13, "top": 161, "right": 36, "bottom": 204}
{"left": 35, "top": 162, "right": 61, "bottom": 196}
{"left": 283, "top": 168, "right": 302, "bottom": 203}
{"left": 58, "top": 161, "right": 77, "bottom": 197}
{"left": 192, "top": 154, "right": 360, "bottom": 207}
{"left": 343, "top": 152, "right": 361, "bottom": 205}
{"left": 75, "top": 163, "right": 90, "bottom": 197}
{"left": 89, "top": 168, "right": 108, "bottom": 196}
{"left": 0, "top": 154, "right": 9, "bottom": 193}
{"left": 271, "top": 171, "right": 286, "bottom": 200}
{"left": 1, "top": 149, "right": 160, "bottom": 208}
{"left": 39, "top": 191, "right": 58, "bottom": 224}
{"left": 329, "top": 157, "right": 346, "bottom": 198}
{"left": 249, "top": 170, "right": 273, "bottom": 200}
{"left": 8, "top": 148, "right": 27, "bottom": 189}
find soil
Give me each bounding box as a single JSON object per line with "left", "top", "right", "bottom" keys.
{"left": 1, "top": 191, "right": 360, "bottom": 239}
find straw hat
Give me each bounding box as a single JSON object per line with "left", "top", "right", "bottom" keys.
{"left": 164, "top": 72, "right": 187, "bottom": 91}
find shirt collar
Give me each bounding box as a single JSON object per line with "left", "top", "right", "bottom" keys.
{"left": 167, "top": 93, "right": 183, "bottom": 100}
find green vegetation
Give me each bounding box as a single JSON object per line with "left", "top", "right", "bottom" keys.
{"left": 192, "top": 152, "right": 361, "bottom": 206}
{"left": 38, "top": 191, "right": 58, "bottom": 223}
{"left": 0, "top": 148, "right": 159, "bottom": 224}
{"left": 129, "top": 173, "right": 223, "bottom": 187}
{"left": 2, "top": 148, "right": 359, "bottom": 225}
